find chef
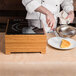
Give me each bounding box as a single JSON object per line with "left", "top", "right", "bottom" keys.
{"left": 22, "top": 0, "right": 74, "bottom": 32}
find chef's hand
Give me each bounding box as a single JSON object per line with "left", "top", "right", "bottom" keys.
{"left": 35, "top": 6, "right": 55, "bottom": 30}
{"left": 66, "top": 11, "right": 74, "bottom": 23}
{"left": 46, "top": 12, "right": 55, "bottom": 30}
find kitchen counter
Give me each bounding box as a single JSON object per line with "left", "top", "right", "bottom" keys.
{"left": 0, "top": 33, "right": 76, "bottom": 76}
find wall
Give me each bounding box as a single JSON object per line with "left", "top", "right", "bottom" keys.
{"left": 0, "top": 0, "right": 24, "bottom": 10}
{"left": 0, "top": 0, "right": 76, "bottom": 23}
{"left": 74, "top": 0, "right": 76, "bottom": 11}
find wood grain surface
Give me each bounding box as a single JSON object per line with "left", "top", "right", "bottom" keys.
{"left": 5, "top": 35, "right": 47, "bottom": 54}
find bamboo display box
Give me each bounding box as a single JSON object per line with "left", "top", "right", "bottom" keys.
{"left": 5, "top": 19, "right": 46, "bottom": 54}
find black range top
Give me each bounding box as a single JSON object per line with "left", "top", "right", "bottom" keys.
{"left": 6, "top": 19, "right": 44, "bottom": 35}
{"left": 6, "top": 19, "right": 76, "bottom": 35}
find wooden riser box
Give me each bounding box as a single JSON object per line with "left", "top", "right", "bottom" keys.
{"left": 5, "top": 19, "right": 47, "bottom": 54}
{"left": 5, "top": 35, "right": 46, "bottom": 54}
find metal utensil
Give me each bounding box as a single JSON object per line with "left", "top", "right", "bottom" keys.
{"left": 56, "top": 24, "right": 76, "bottom": 38}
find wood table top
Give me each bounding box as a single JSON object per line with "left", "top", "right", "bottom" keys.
{"left": 0, "top": 33, "right": 76, "bottom": 63}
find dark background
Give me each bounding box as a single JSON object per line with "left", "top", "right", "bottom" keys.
{"left": 0, "top": 0, "right": 76, "bottom": 32}
{"left": 0, "top": 0, "right": 27, "bottom": 23}
{"left": 0, "top": 0, "right": 76, "bottom": 23}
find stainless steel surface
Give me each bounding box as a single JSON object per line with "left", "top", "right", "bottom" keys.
{"left": 56, "top": 24, "right": 76, "bottom": 38}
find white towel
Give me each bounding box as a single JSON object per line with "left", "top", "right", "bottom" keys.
{"left": 58, "top": 11, "right": 71, "bottom": 24}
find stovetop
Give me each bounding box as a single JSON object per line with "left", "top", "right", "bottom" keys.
{"left": 6, "top": 19, "right": 44, "bottom": 35}
{"left": 6, "top": 19, "right": 76, "bottom": 35}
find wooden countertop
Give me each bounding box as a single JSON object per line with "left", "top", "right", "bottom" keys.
{"left": 0, "top": 33, "right": 76, "bottom": 63}
{"left": 0, "top": 33, "right": 76, "bottom": 76}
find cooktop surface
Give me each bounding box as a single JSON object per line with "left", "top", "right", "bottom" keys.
{"left": 6, "top": 19, "right": 44, "bottom": 35}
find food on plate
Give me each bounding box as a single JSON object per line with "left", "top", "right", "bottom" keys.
{"left": 60, "top": 39, "right": 71, "bottom": 48}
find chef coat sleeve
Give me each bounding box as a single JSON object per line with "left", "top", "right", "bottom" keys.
{"left": 61, "top": 0, "right": 74, "bottom": 13}
{"left": 22, "top": 0, "right": 41, "bottom": 13}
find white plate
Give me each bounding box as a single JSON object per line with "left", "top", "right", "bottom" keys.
{"left": 48, "top": 37, "right": 76, "bottom": 50}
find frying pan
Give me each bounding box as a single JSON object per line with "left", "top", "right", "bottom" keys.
{"left": 56, "top": 24, "right": 76, "bottom": 38}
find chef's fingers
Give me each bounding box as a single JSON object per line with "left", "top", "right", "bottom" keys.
{"left": 66, "top": 16, "right": 68, "bottom": 19}
{"left": 48, "top": 22, "right": 52, "bottom": 27}
{"left": 51, "top": 25, "right": 53, "bottom": 30}
{"left": 51, "top": 22, "right": 55, "bottom": 30}
{"left": 70, "top": 20, "right": 73, "bottom": 23}
{"left": 66, "top": 15, "right": 74, "bottom": 23}
{"left": 46, "top": 17, "right": 51, "bottom": 25}
{"left": 66, "top": 17, "right": 71, "bottom": 23}
{"left": 70, "top": 18, "right": 73, "bottom": 23}
{"left": 47, "top": 19, "right": 52, "bottom": 26}
{"left": 47, "top": 18, "right": 52, "bottom": 27}
{"left": 47, "top": 19, "right": 55, "bottom": 30}
{"left": 48, "top": 21, "right": 51, "bottom": 26}
{"left": 49, "top": 22, "right": 54, "bottom": 30}
{"left": 46, "top": 18, "right": 49, "bottom": 24}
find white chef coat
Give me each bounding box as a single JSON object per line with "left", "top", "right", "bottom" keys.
{"left": 22, "top": 0, "right": 74, "bottom": 32}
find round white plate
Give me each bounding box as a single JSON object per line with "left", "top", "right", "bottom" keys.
{"left": 48, "top": 37, "right": 76, "bottom": 50}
